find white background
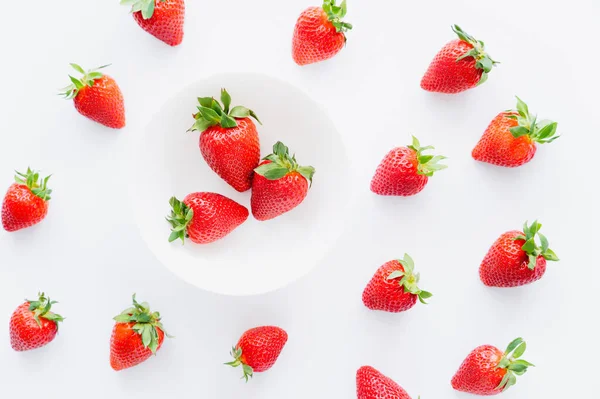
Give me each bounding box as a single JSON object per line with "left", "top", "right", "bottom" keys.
{"left": 0, "top": 0, "right": 598, "bottom": 397}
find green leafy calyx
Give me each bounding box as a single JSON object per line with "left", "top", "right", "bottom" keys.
{"left": 407, "top": 136, "right": 447, "bottom": 177}
{"left": 386, "top": 254, "right": 433, "bottom": 304}
{"left": 513, "top": 220, "right": 559, "bottom": 270}
{"left": 15, "top": 168, "right": 52, "bottom": 201}
{"left": 495, "top": 338, "right": 534, "bottom": 391}
{"left": 166, "top": 197, "right": 194, "bottom": 244}
{"left": 225, "top": 347, "right": 254, "bottom": 382}
{"left": 322, "top": 0, "right": 352, "bottom": 33}
{"left": 254, "top": 142, "right": 316, "bottom": 185}
{"left": 60, "top": 63, "right": 110, "bottom": 100}
{"left": 452, "top": 25, "right": 498, "bottom": 86}
{"left": 505, "top": 97, "right": 560, "bottom": 144}
{"left": 113, "top": 294, "right": 168, "bottom": 354}
{"left": 27, "top": 292, "right": 64, "bottom": 327}
{"left": 120, "top": 0, "right": 165, "bottom": 19}
{"left": 189, "top": 89, "right": 261, "bottom": 133}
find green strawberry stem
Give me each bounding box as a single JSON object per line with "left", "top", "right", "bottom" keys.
{"left": 322, "top": 0, "right": 352, "bottom": 33}
{"left": 513, "top": 220, "right": 559, "bottom": 270}
{"left": 407, "top": 136, "right": 447, "bottom": 177}
{"left": 59, "top": 63, "right": 110, "bottom": 100}
{"left": 495, "top": 338, "right": 534, "bottom": 391}
{"left": 188, "top": 89, "right": 261, "bottom": 133}
{"left": 166, "top": 196, "right": 194, "bottom": 244}
{"left": 27, "top": 292, "right": 64, "bottom": 328}
{"left": 386, "top": 254, "right": 433, "bottom": 304}
{"left": 225, "top": 347, "right": 254, "bottom": 382}
{"left": 254, "top": 141, "right": 316, "bottom": 185}
{"left": 453, "top": 25, "right": 498, "bottom": 86}
{"left": 15, "top": 168, "right": 52, "bottom": 201}
{"left": 505, "top": 97, "right": 560, "bottom": 144}
{"left": 120, "top": 0, "right": 165, "bottom": 19}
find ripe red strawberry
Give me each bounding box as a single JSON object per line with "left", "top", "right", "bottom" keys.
{"left": 363, "top": 254, "right": 432, "bottom": 313}
{"left": 226, "top": 326, "right": 288, "bottom": 381}
{"left": 292, "top": 0, "right": 352, "bottom": 66}
{"left": 122, "top": 0, "right": 185, "bottom": 46}
{"left": 166, "top": 192, "right": 248, "bottom": 244}
{"left": 189, "top": 89, "right": 261, "bottom": 192}
{"left": 110, "top": 295, "right": 169, "bottom": 371}
{"left": 61, "top": 63, "right": 126, "bottom": 129}
{"left": 370, "top": 136, "right": 446, "bottom": 197}
{"left": 2, "top": 168, "right": 52, "bottom": 232}
{"left": 251, "top": 142, "right": 315, "bottom": 221}
{"left": 472, "top": 97, "right": 559, "bottom": 167}
{"left": 452, "top": 338, "right": 534, "bottom": 395}
{"left": 421, "top": 25, "right": 498, "bottom": 94}
{"left": 10, "top": 293, "right": 64, "bottom": 352}
{"left": 480, "top": 220, "right": 559, "bottom": 287}
{"left": 357, "top": 366, "right": 414, "bottom": 399}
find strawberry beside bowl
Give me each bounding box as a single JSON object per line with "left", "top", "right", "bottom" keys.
{"left": 127, "top": 73, "right": 352, "bottom": 296}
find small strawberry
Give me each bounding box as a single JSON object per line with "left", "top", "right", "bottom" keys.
{"left": 189, "top": 89, "right": 261, "bottom": 192}
{"left": 362, "top": 254, "right": 432, "bottom": 313}
{"left": 472, "top": 97, "right": 559, "bottom": 167}
{"left": 357, "top": 366, "right": 415, "bottom": 399}
{"left": 251, "top": 142, "right": 315, "bottom": 221}
{"left": 110, "top": 294, "right": 169, "bottom": 371}
{"left": 10, "top": 293, "right": 64, "bottom": 352}
{"left": 121, "top": 0, "right": 185, "bottom": 46}
{"left": 421, "top": 25, "right": 498, "bottom": 94}
{"left": 370, "top": 136, "right": 446, "bottom": 197}
{"left": 292, "top": 0, "right": 352, "bottom": 66}
{"left": 452, "top": 338, "right": 534, "bottom": 395}
{"left": 166, "top": 192, "right": 248, "bottom": 244}
{"left": 2, "top": 168, "right": 52, "bottom": 232}
{"left": 61, "top": 63, "right": 126, "bottom": 129}
{"left": 480, "top": 220, "right": 559, "bottom": 287}
{"left": 226, "top": 326, "right": 288, "bottom": 382}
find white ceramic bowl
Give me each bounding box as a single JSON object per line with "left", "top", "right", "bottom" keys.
{"left": 128, "top": 73, "right": 352, "bottom": 295}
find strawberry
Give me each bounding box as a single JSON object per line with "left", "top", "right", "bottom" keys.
{"left": 121, "top": 0, "right": 185, "bottom": 46}
{"left": 370, "top": 136, "right": 446, "bottom": 197}
{"left": 61, "top": 63, "right": 126, "bottom": 129}
{"left": 2, "top": 168, "right": 52, "bottom": 232}
{"left": 166, "top": 192, "right": 248, "bottom": 244}
{"left": 357, "top": 366, "right": 415, "bottom": 399}
{"left": 292, "top": 0, "right": 352, "bottom": 66}
{"left": 472, "top": 97, "right": 559, "bottom": 167}
{"left": 452, "top": 338, "right": 534, "bottom": 395}
{"left": 10, "top": 293, "right": 64, "bottom": 352}
{"left": 226, "top": 326, "right": 288, "bottom": 381}
{"left": 251, "top": 142, "right": 315, "bottom": 221}
{"left": 189, "top": 89, "right": 261, "bottom": 192}
{"left": 110, "top": 295, "right": 169, "bottom": 371}
{"left": 421, "top": 25, "right": 498, "bottom": 94}
{"left": 480, "top": 220, "right": 559, "bottom": 287}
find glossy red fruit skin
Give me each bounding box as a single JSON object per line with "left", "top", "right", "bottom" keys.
{"left": 472, "top": 113, "right": 537, "bottom": 167}
{"left": 363, "top": 261, "right": 417, "bottom": 313}
{"left": 480, "top": 230, "right": 547, "bottom": 287}
{"left": 200, "top": 118, "right": 260, "bottom": 192}
{"left": 183, "top": 192, "right": 248, "bottom": 244}
{"left": 370, "top": 147, "right": 428, "bottom": 196}
{"left": 73, "top": 75, "right": 126, "bottom": 129}
{"left": 133, "top": 0, "right": 185, "bottom": 46}
{"left": 2, "top": 183, "right": 48, "bottom": 232}
{"left": 110, "top": 322, "right": 165, "bottom": 371}
{"left": 236, "top": 326, "right": 288, "bottom": 373}
{"left": 356, "top": 366, "right": 413, "bottom": 399}
{"left": 292, "top": 6, "right": 346, "bottom": 66}
{"left": 451, "top": 345, "right": 506, "bottom": 396}
{"left": 421, "top": 39, "right": 482, "bottom": 94}
{"left": 9, "top": 302, "right": 58, "bottom": 351}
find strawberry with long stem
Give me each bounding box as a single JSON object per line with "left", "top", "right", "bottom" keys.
{"left": 10, "top": 293, "right": 64, "bottom": 352}
{"left": 2, "top": 168, "right": 52, "bottom": 232}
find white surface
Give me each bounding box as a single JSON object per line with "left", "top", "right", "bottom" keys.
{"left": 0, "top": 0, "right": 598, "bottom": 397}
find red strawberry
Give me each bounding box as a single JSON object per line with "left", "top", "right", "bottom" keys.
{"left": 189, "top": 89, "right": 261, "bottom": 192}
{"left": 421, "top": 25, "right": 498, "bottom": 94}
{"left": 10, "top": 293, "right": 64, "bottom": 352}
{"left": 292, "top": 0, "right": 352, "bottom": 66}
{"left": 61, "top": 64, "right": 126, "bottom": 129}
{"left": 2, "top": 168, "right": 52, "bottom": 232}
{"left": 363, "top": 254, "right": 432, "bottom": 313}
{"left": 110, "top": 295, "right": 169, "bottom": 371}
{"left": 357, "top": 366, "right": 414, "bottom": 399}
{"left": 226, "top": 326, "right": 288, "bottom": 381}
{"left": 480, "top": 220, "right": 559, "bottom": 287}
{"left": 472, "top": 97, "right": 559, "bottom": 167}
{"left": 166, "top": 192, "right": 248, "bottom": 244}
{"left": 251, "top": 142, "right": 315, "bottom": 221}
{"left": 452, "top": 338, "right": 533, "bottom": 395}
{"left": 122, "top": 0, "right": 185, "bottom": 46}
{"left": 370, "top": 136, "right": 446, "bottom": 197}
